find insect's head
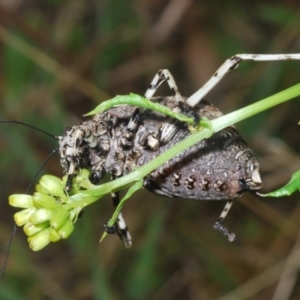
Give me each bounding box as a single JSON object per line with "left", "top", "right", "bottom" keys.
{"left": 58, "top": 126, "right": 91, "bottom": 191}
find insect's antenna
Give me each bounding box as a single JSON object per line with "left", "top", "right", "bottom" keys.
{"left": 26, "top": 148, "right": 59, "bottom": 193}
{"left": 0, "top": 120, "right": 58, "bottom": 140}
{"left": 0, "top": 224, "right": 17, "bottom": 276}
{"left": 1, "top": 147, "right": 58, "bottom": 275}
{"left": 0, "top": 122, "right": 59, "bottom": 274}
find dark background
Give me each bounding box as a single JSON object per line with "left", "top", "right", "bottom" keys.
{"left": 1, "top": 1, "right": 300, "bottom": 299}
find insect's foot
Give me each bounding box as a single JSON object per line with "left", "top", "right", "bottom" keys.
{"left": 102, "top": 222, "right": 117, "bottom": 234}
{"left": 213, "top": 219, "right": 240, "bottom": 245}
{"left": 102, "top": 222, "right": 133, "bottom": 248}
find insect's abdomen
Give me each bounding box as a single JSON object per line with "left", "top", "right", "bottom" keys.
{"left": 144, "top": 127, "right": 259, "bottom": 200}
{"left": 103, "top": 98, "right": 262, "bottom": 200}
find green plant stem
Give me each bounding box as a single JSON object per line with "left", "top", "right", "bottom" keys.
{"left": 85, "top": 93, "right": 195, "bottom": 124}
{"left": 65, "top": 82, "right": 300, "bottom": 210}
{"left": 212, "top": 83, "right": 300, "bottom": 130}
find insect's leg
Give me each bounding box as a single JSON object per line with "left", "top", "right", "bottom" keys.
{"left": 145, "top": 69, "right": 184, "bottom": 102}
{"left": 145, "top": 69, "right": 198, "bottom": 144}
{"left": 102, "top": 164, "right": 132, "bottom": 247}
{"left": 186, "top": 53, "right": 300, "bottom": 107}
{"left": 121, "top": 69, "right": 184, "bottom": 148}
{"left": 103, "top": 191, "right": 132, "bottom": 248}
{"left": 213, "top": 201, "right": 240, "bottom": 244}
{"left": 148, "top": 68, "right": 201, "bottom": 126}
{"left": 89, "top": 153, "right": 132, "bottom": 247}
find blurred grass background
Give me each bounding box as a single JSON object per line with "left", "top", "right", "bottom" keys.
{"left": 1, "top": 1, "right": 300, "bottom": 299}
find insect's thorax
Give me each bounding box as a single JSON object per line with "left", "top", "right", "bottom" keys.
{"left": 58, "top": 97, "right": 262, "bottom": 200}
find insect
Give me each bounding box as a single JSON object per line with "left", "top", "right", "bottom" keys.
{"left": 59, "top": 52, "right": 300, "bottom": 247}
{"left": 5, "top": 53, "right": 300, "bottom": 248}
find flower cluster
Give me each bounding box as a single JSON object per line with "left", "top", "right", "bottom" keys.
{"left": 9, "top": 169, "right": 94, "bottom": 251}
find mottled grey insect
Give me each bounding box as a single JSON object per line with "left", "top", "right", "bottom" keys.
{"left": 58, "top": 65, "right": 264, "bottom": 247}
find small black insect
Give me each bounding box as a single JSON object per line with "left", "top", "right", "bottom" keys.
{"left": 58, "top": 68, "right": 262, "bottom": 247}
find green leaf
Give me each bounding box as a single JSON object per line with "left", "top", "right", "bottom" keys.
{"left": 259, "top": 170, "right": 300, "bottom": 197}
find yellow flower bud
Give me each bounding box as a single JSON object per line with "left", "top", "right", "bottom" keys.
{"left": 28, "top": 228, "right": 51, "bottom": 251}
{"left": 38, "top": 175, "right": 65, "bottom": 197}
{"left": 58, "top": 218, "right": 74, "bottom": 239}
{"left": 33, "top": 192, "right": 58, "bottom": 209}
{"left": 49, "top": 228, "right": 61, "bottom": 242}
{"left": 29, "top": 208, "right": 52, "bottom": 224}
{"left": 50, "top": 208, "right": 69, "bottom": 230}
{"left": 14, "top": 208, "right": 36, "bottom": 226}
{"left": 9, "top": 194, "right": 33, "bottom": 208}
{"left": 35, "top": 184, "right": 48, "bottom": 194}
{"left": 24, "top": 222, "right": 49, "bottom": 236}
